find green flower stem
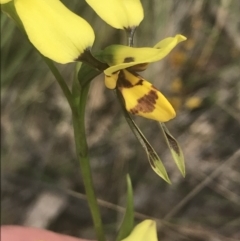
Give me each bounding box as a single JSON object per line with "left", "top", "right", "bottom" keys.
{"left": 72, "top": 83, "right": 106, "bottom": 241}
{"left": 3, "top": 4, "right": 105, "bottom": 241}
{"left": 43, "top": 58, "right": 75, "bottom": 113}
{"left": 44, "top": 62, "right": 105, "bottom": 241}
{"left": 45, "top": 64, "right": 105, "bottom": 241}
{"left": 41, "top": 61, "right": 105, "bottom": 240}
{"left": 49, "top": 65, "right": 105, "bottom": 241}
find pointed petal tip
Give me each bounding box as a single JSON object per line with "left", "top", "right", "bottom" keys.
{"left": 156, "top": 169, "right": 171, "bottom": 184}
{"left": 176, "top": 34, "right": 187, "bottom": 42}
{"left": 180, "top": 169, "right": 186, "bottom": 178}
{"left": 166, "top": 180, "right": 172, "bottom": 185}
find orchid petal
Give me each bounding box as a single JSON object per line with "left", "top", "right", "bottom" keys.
{"left": 102, "top": 34, "right": 186, "bottom": 75}
{"left": 118, "top": 70, "right": 176, "bottom": 122}
{"left": 105, "top": 71, "right": 120, "bottom": 89}
{"left": 15, "top": 0, "right": 95, "bottom": 64}
{"left": 86, "top": 0, "right": 143, "bottom": 29}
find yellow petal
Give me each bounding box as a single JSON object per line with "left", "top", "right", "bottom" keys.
{"left": 0, "top": 0, "right": 12, "bottom": 3}
{"left": 15, "top": 0, "right": 95, "bottom": 64}
{"left": 118, "top": 70, "right": 176, "bottom": 122}
{"left": 105, "top": 71, "right": 120, "bottom": 89}
{"left": 86, "top": 0, "right": 143, "bottom": 29}
{"left": 122, "top": 0, "right": 144, "bottom": 28}
{"left": 121, "top": 220, "right": 158, "bottom": 241}
{"left": 102, "top": 34, "right": 186, "bottom": 75}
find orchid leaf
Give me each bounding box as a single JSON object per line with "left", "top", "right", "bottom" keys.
{"left": 116, "top": 174, "right": 134, "bottom": 241}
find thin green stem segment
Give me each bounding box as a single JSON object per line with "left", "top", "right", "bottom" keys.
{"left": 72, "top": 84, "right": 106, "bottom": 241}
{"left": 43, "top": 61, "right": 105, "bottom": 240}
{"left": 43, "top": 58, "right": 75, "bottom": 112}
{"left": 46, "top": 63, "right": 105, "bottom": 241}
{"left": 49, "top": 66, "right": 105, "bottom": 240}
{"left": 38, "top": 44, "right": 106, "bottom": 241}
{"left": 3, "top": 5, "right": 105, "bottom": 241}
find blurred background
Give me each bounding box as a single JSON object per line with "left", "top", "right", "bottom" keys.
{"left": 1, "top": 0, "right": 240, "bottom": 240}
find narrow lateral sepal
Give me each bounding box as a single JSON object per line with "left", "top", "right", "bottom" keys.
{"left": 159, "top": 122, "right": 185, "bottom": 177}
{"left": 117, "top": 90, "right": 171, "bottom": 184}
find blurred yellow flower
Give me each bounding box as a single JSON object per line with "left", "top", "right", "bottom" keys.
{"left": 185, "top": 96, "right": 203, "bottom": 110}
{"left": 121, "top": 220, "right": 158, "bottom": 241}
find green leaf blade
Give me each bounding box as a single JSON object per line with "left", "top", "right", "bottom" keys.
{"left": 116, "top": 174, "right": 134, "bottom": 241}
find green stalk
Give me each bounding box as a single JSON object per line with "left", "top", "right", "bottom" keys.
{"left": 44, "top": 62, "right": 105, "bottom": 240}
{"left": 72, "top": 83, "right": 106, "bottom": 241}
{"left": 43, "top": 58, "right": 75, "bottom": 113}
{"left": 39, "top": 61, "right": 106, "bottom": 240}
{"left": 45, "top": 62, "right": 105, "bottom": 240}
{"left": 2, "top": 5, "right": 105, "bottom": 239}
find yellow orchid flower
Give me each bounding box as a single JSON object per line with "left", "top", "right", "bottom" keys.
{"left": 121, "top": 220, "right": 158, "bottom": 241}
{"left": 86, "top": 0, "right": 144, "bottom": 29}
{"left": 99, "top": 34, "right": 187, "bottom": 122}
{"left": 2, "top": 0, "right": 186, "bottom": 123}
{"left": 4, "top": 0, "right": 95, "bottom": 64}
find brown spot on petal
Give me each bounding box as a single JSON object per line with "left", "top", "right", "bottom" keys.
{"left": 124, "top": 57, "right": 135, "bottom": 63}
{"left": 117, "top": 71, "right": 143, "bottom": 89}
{"left": 152, "top": 85, "right": 158, "bottom": 90}
{"left": 127, "top": 63, "right": 149, "bottom": 72}
{"left": 165, "top": 132, "right": 180, "bottom": 156}
{"left": 130, "top": 89, "right": 158, "bottom": 114}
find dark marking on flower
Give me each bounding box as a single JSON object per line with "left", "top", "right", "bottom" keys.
{"left": 124, "top": 57, "right": 135, "bottom": 63}
{"left": 165, "top": 132, "right": 180, "bottom": 156}
{"left": 75, "top": 48, "right": 108, "bottom": 71}
{"left": 149, "top": 156, "right": 155, "bottom": 168}
{"left": 117, "top": 71, "right": 143, "bottom": 88}
{"left": 127, "top": 63, "right": 148, "bottom": 72}
{"left": 136, "top": 79, "right": 144, "bottom": 86}
{"left": 130, "top": 90, "right": 158, "bottom": 114}
{"left": 151, "top": 85, "right": 158, "bottom": 90}
{"left": 117, "top": 72, "right": 133, "bottom": 88}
